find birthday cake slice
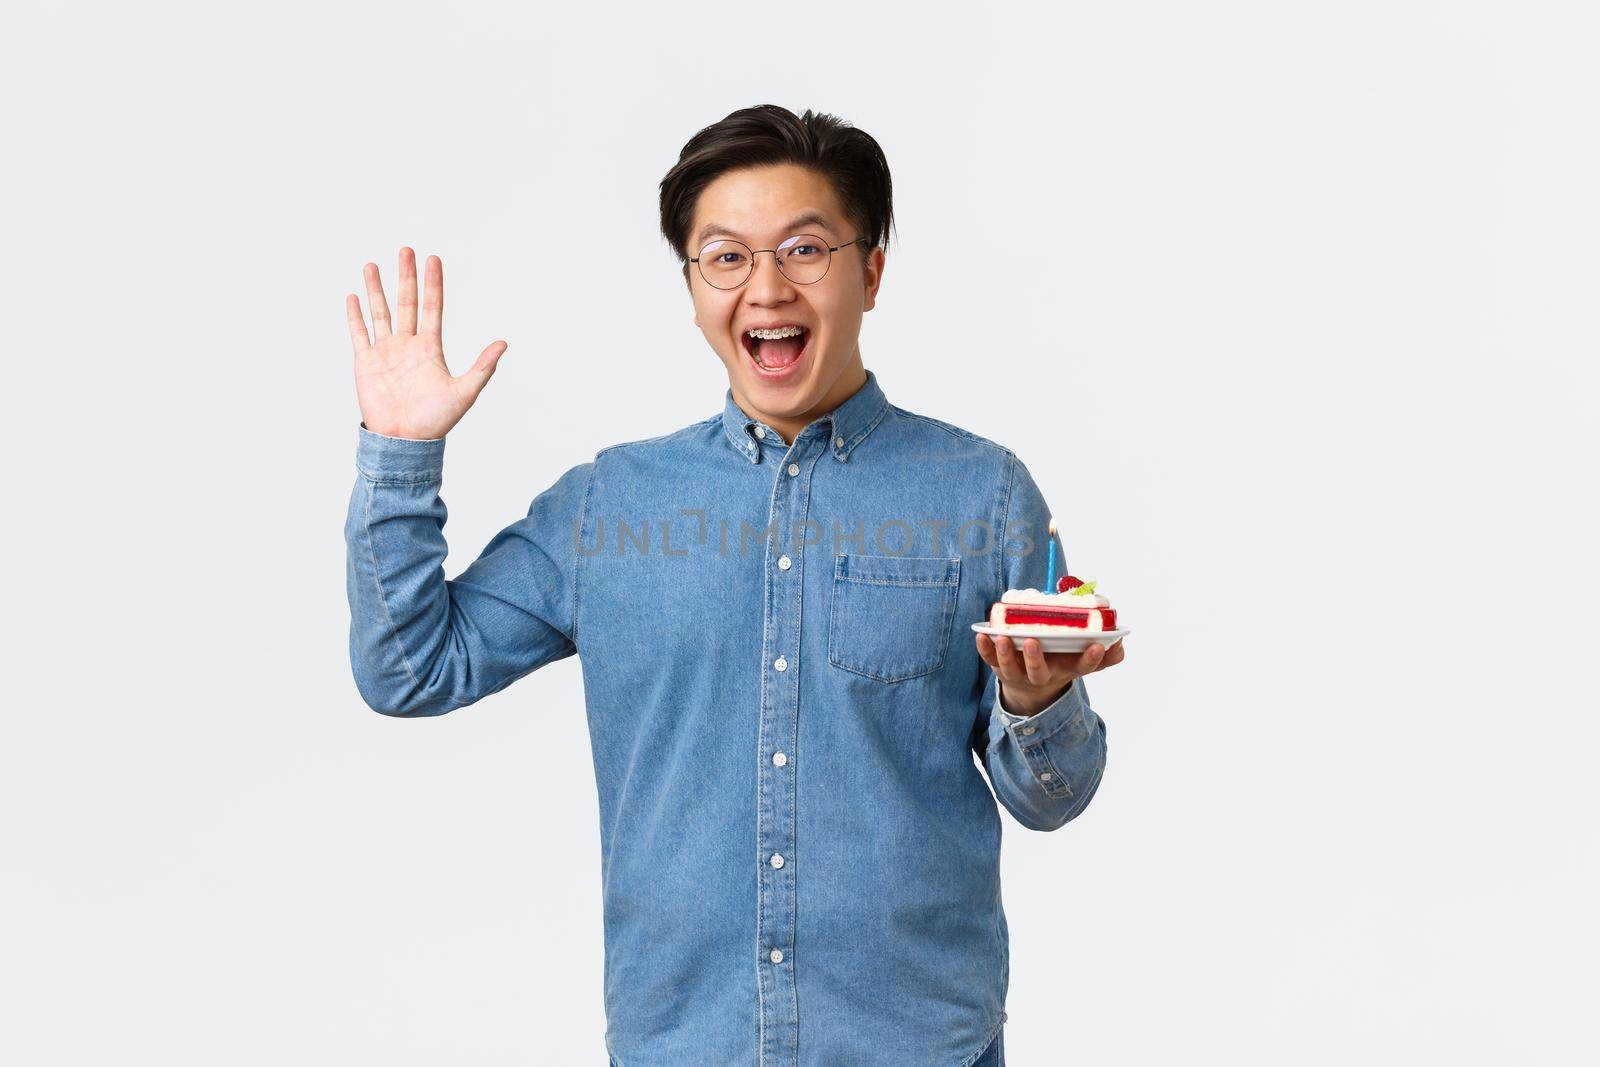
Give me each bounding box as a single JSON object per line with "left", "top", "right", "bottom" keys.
{"left": 987, "top": 575, "right": 1119, "bottom": 636}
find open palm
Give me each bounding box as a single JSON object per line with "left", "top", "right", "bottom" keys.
{"left": 346, "top": 246, "right": 507, "bottom": 440}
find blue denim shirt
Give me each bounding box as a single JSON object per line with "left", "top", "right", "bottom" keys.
{"left": 344, "top": 369, "right": 1108, "bottom": 1066}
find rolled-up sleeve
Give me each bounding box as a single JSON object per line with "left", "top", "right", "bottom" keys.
{"left": 344, "top": 422, "right": 594, "bottom": 717}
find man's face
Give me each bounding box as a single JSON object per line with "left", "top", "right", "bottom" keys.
{"left": 687, "top": 162, "right": 884, "bottom": 438}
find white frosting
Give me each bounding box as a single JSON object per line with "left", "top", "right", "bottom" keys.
{"left": 999, "top": 587, "right": 1110, "bottom": 608}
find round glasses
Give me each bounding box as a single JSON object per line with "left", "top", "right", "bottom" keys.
{"left": 690, "top": 233, "right": 869, "bottom": 290}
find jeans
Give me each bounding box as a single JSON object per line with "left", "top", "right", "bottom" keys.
{"left": 606, "top": 1028, "right": 1002, "bottom": 1066}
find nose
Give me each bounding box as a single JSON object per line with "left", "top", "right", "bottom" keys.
{"left": 744, "top": 248, "right": 796, "bottom": 305}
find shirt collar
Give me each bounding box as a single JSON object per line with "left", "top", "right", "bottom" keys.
{"left": 719, "top": 368, "right": 890, "bottom": 465}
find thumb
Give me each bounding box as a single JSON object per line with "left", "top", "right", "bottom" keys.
{"left": 455, "top": 340, "right": 507, "bottom": 401}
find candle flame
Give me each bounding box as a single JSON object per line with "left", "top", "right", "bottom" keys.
{"left": 1047, "top": 516, "right": 1056, "bottom": 535}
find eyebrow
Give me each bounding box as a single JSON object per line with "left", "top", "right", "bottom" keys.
{"left": 694, "top": 211, "right": 839, "bottom": 249}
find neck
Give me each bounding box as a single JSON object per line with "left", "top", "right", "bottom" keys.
{"left": 739, "top": 354, "right": 868, "bottom": 444}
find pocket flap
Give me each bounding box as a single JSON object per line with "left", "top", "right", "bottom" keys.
{"left": 834, "top": 553, "right": 961, "bottom": 586}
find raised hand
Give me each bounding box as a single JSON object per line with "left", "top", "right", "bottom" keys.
{"left": 975, "top": 633, "right": 1127, "bottom": 717}
{"left": 347, "top": 246, "right": 507, "bottom": 440}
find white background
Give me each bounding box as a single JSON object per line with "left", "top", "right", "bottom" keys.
{"left": 3, "top": 1, "right": 1595, "bottom": 1063}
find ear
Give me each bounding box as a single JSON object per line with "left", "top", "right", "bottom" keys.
{"left": 862, "top": 245, "right": 886, "bottom": 312}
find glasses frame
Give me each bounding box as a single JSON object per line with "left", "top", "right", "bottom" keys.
{"left": 689, "top": 233, "right": 871, "bottom": 290}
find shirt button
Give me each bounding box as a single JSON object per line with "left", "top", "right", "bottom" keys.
{"left": 774, "top": 656, "right": 787, "bottom": 672}
{"left": 770, "top": 948, "right": 784, "bottom": 964}
{"left": 770, "top": 853, "right": 785, "bottom": 869}
{"left": 754, "top": 426, "right": 766, "bottom": 439}
{"left": 833, "top": 435, "right": 844, "bottom": 448}
{"left": 778, "top": 554, "right": 791, "bottom": 570}
{"left": 787, "top": 462, "right": 799, "bottom": 476}
{"left": 1022, "top": 725, "right": 1037, "bottom": 735}
{"left": 1040, "top": 771, "right": 1053, "bottom": 781}
{"left": 773, "top": 751, "right": 787, "bottom": 766}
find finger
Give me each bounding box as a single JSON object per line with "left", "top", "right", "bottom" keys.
{"left": 419, "top": 254, "right": 443, "bottom": 340}
{"left": 397, "top": 247, "right": 418, "bottom": 334}
{"left": 975, "top": 633, "right": 998, "bottom": 669}
{"left": 1020, "top": 638, "right": 1052, "bottom": 686}
{"left": 345, "top": 293, "right": 372, "bottom": 353}
{"left": 1100, "top": 640, "right": 1126, "bottom": 669}
{"left": 993, "top": 635, "right": 1021, "bottom": 684}
{"left": 364, "top": 262, "right": 393, "bottom": 340}
{"left": 454, "top": 340, "right": 508, "bottom": 403}
{"left": 1081, "top": 644, "right": 1107, "bottom": 674}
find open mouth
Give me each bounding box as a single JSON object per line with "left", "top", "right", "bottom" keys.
{"left": 741, "top": 326, "right": 811, "bottom": 374}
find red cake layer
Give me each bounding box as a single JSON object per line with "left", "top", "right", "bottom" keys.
{"left": 1001, "top": 602, "right": 1100, "bottom": 617}
{"left": 1001, "top": 606, "right": 1117, "bottom": 629}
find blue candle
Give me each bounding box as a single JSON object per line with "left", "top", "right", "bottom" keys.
{"left": 1045, "top": 516, "right": 1057, "bottom": 592}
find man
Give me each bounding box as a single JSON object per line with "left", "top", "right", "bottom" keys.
{"left": 343, "top": 104, "right": 1124, "bottom": 1067}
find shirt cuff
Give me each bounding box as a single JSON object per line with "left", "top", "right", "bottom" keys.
{"left": 997, "top": 677, "right": 1090, "bottom": 743}
{"left": 356, "top": 422, "right": 446, "bottom": 484}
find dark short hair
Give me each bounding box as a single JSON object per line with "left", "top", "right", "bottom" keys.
{"left": 659, "top": 104, "right": 895, "bottom": 283}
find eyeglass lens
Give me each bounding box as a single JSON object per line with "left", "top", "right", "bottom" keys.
{"left": 696, "top": 234, "right": 836, "bottom": 289}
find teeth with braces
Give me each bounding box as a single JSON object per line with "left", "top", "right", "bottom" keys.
{"left": 748, "top": 326, "right": 805, "bottom": 340}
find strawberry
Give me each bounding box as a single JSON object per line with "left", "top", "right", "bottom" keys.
{"left": 1056, "top": 575, "right": 1084, "bottom": 593}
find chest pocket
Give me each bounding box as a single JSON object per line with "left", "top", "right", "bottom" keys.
{"left": 828, "top": 553, "right": 962, "bottom": 683}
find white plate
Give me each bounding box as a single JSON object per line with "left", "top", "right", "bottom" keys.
{"left": 970, "top": 623, "right": 1130, "bottom": 654}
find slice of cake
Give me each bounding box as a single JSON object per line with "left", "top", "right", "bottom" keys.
{"left": 987, "top": 575, "right": 1119, "bottom": 636}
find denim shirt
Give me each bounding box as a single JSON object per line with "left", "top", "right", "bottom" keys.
{"left": 344, "top": 369, "right": 1108, "bottom": 1066}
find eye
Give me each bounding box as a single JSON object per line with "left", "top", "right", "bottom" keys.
{"left": 789, "top": 244, "right": 822, "bottom": 257}
{"left": 714, "top": 252, "right": 747, "bottom": 265}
